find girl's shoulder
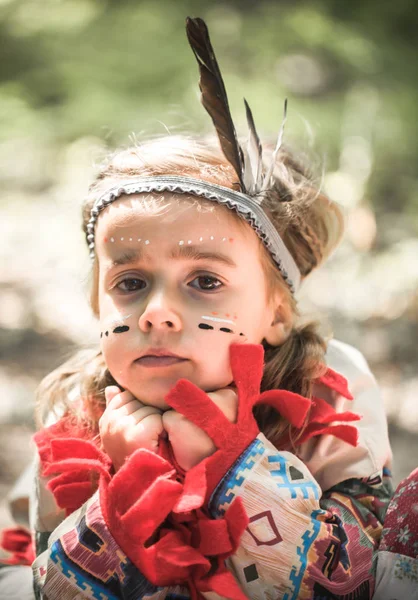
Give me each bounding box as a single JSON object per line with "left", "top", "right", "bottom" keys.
{"left": 325, "top": 338, "right": 375, "bottom": 382}
{"left": 299, "top": 338, "right": 393, "bottom": 491}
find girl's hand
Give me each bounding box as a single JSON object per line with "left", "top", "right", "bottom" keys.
{"left": 162, "top": 387, "right": 238, "bottom": 471}
{"left": 99, "top": 386, "right": 164, "bottom": 472}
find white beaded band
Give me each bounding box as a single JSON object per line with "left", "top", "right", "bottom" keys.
{"left": 86, "top": 176, "right": 301, "bottom": 293}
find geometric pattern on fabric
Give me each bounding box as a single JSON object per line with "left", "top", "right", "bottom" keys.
{"left": 210, "top": 434, "right": 393, "bottom": 600}
{"left": 313, "top": 497, "right": 373, "bottom": 577}
{"left": 336, "top": 476, "right": 393, "bottom": 515}
{"left": 210, "top": 436, "right": 329, "bottom": 600}
{"left": 49, "top": 540, "right": 122, "bottom": 600}
{"left": 246, "top": 510, "right": 283, "bottom": 547}
{"left": 224, "top": 434, "right": 375, "bottom": 600}
{"left": 320, "top": 476, "right": 394, "bottom": 546}
{"left": 43, "top": 497, "right": 159, "bottom": 600}
{"left": 209, "top": 437, "right": 265, "bottom": 517}
{"left": 289, "top": 465, "right": 305, "bottom": 481}
{"left": 243, "top": 563, "right": 259, "bottom": 582}
{"left": 268, "top": 454, "right": 320, "bottom": 500}
{"left": 48, "top": 540, "right": 158, "bottom": 600}
{"left": 286, "top": 508, "right": 323, "bottom": 600}
{"left": 305, "top": 477, "right": 395, "bottom": 594}
{"left": 321, "top": 515, "right": 350, "bottom": 573}
{"left": 322, "top": 540, "right": 345, "bottom": 579}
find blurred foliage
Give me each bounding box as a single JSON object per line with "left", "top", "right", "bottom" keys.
{"left": 1, "top": 0, "right": 417, "bottom": 224}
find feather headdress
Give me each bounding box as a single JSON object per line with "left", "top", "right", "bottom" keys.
{"left": 186, "top": 16, "right": 287, "bottom": 198}
{"left": 86, "top": 17, "right": 302, "bottom": 293}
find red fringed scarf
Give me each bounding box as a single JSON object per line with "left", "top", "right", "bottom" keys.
{"left": 33, "top": 344, "right": 360, "bottom": 599}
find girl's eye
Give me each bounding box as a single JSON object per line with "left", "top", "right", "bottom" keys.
{"left": 189, "top": 275, "right": 223, "bottom": 291}
{"left": 116, "top": 278, "right": 146, "bottom": 292}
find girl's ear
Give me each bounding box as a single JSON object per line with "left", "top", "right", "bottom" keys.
{"left": 264, "top": 298, "right": 293, "bottom": 346}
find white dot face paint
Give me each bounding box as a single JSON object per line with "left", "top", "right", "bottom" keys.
{"left": 105, "top": 235, "right": 225, "bottom": 248}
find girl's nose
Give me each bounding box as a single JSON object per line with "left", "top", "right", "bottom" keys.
{"left": 138, "top": 290, "right": 182, "bottom": 333}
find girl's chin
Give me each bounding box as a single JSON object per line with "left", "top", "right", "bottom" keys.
{"left": 125, "top": 373, "right": 233, "bottom": 409}
{"left": 126, "top": 383, "right": 176, "bottom": 410}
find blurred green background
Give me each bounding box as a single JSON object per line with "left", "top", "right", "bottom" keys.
{"left": 1, "top": 0, "right": 417, "bottom": 528}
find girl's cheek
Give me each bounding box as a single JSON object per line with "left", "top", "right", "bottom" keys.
{"left": 99, "top": 314, "right": 134, "bottom": 355}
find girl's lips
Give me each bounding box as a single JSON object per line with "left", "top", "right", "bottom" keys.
{"left": 135, "top": 356, "right": 188, "bottom": 368}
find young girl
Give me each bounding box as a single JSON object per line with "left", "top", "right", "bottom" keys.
{"left": 2, "top": 16, "right": 399, "bottom": 600}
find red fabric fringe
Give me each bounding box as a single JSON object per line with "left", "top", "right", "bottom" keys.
{"left": 0, "top": 526, "right": 35, "bottom": 566}
{"left": 317, "top": 367, "right": 354, "bottom": 400}
{"left": 99, "top": 448, "right": 249, "bottom": 599}
{"left": 34, "top": 416, "right": 112, "bottom": 516}
{"left": 32, "top": 343, "right": 360, "bottom": 598}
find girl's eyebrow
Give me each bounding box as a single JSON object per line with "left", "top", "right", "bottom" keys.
{"left": 111, "top": 250, "right": 141, "bottom": 267}
{"left": 170, "top": 245, "right": 236, "bottom": 267}
{"left": 110, "top": 246, "right": 236, "bottom": 268}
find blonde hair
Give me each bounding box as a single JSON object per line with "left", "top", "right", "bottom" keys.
{"left": 37, "top": 135, "right": 344, "bottom": 448}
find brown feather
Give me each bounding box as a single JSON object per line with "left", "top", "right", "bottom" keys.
{"left": 186, "top": 17, "right": 245, "bottom": 190}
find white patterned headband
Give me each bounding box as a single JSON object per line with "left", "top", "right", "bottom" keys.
{"left": 86, "top": 17, "right": 302, "bottom": 293}
{"left": 86, "top": 175, "right": 301, "bottom": 293}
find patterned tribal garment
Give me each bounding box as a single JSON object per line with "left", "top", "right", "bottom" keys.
{"left": 30, "top": 342, "right": 394, "bottom": 600}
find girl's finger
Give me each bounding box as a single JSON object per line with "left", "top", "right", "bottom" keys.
{"left": 113, "top": 398, "right": 147, "bottom": 417}
{"left": 128, "top": 405, "right": 163, "bottom": 424}
{"left": 207, "top": 388, "right": 238, "bottom": 423}
{"left": 104, "top": 386, "right": 121, "bottom": 406}
{"left": 105, "top": 388, "right": 135, "bottom": 410}
{"left": 163, "top": 410, "right": 216, "bottom": 470}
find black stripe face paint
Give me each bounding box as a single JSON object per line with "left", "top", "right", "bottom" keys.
{"left": 198, "top": 323, "right": 247, "bottom": 338}
{"left": 199, "top": 323, "right": 214, "bottom": 330}
{"left": 101, "top": 314, "right": 132, "bottom": 340}
{"left": 113, "top": 325, "right": 130, "bottom": 334}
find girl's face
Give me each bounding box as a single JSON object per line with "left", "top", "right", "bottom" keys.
{"left": 95, "top": 193, "right": 284, "bottom": 409}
